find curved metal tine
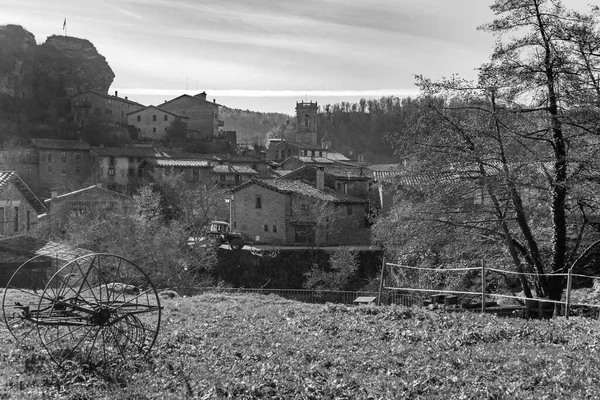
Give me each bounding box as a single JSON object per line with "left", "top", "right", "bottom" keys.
{"left": 38, "top": 324, "right": 88, "bottom": 347}
{"left": 109, "top": 289, "right": 156, "bottom": 311}
{"left": 83, "top": 326, "right": 102, "bottom": 365}
{"left": 43, "top": 324, "right": 96, "bottom": 367}
{"left": 105, "top": 257, "right": 143, "bottom": 308}
{"left": 107, "top": 323, "right": 129, "bottom": 362}
{"left": 62, "top": 257, "right": 101, "bottom": 306}
{"left": 113, "top": 316, "right": 146, "bottom": 351}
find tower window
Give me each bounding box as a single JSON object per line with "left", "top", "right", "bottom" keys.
{"left": 304, "top": 114, "right": 310, "bottom": 128}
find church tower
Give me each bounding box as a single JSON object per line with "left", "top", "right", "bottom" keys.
{"left": 295, "top": 101, "right": 318, "bottom": 145}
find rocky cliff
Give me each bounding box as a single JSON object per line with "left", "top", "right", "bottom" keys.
{"left": 0, "top": 25, "right": 115, "bottom": 143}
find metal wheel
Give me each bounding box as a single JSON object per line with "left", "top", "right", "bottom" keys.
{"left": 35, "top": 254, "right": 161, "bottom": 368}
{"left": 2, "top": 255, "right": 56, "bottom": 347}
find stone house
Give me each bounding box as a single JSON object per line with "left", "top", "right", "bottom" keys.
{"left": 0, "top": 171, "right": 47, "bottom": 236}
{"left": 0, "top": 138, "right": 92, "bottom": 197}
{"left": 160, "top": 92, "right": 224, "bottom": 140}
{"left": 71, "top": 90, "right": 144, "bottom": 127}
{"left": 32, "top": 138, "right": 92, "bottom": 197}
{"left": 278, "top": 165, "right": 373, "bottom": 200}
{"left": 213, "top": 164, "right": 258, "bottom": 187}
{"left": 127, "top": 105, "right": 189, "bottom": 142}
{"left": 43, "top": 184, "right": 130, "bottom": 233}
{"left": 90, "top": 146, "right": 168, "bottom": 193}
{"left": 231, "top": 175, "right": 371, "bottom": 246}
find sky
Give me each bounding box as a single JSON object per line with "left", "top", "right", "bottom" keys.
{"left": 0, "top": 0, "right": 593, "bottom": 114}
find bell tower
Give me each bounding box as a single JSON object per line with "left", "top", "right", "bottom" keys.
{"left": 295, "top": 101, "right": 318, "bottom": 145}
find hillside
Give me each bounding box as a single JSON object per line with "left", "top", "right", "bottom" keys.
{"left": 219, "top": 106, "right": 290, "bottom": 145}
{"left": 1, "top": 292, "right": 599, "bottom": 398}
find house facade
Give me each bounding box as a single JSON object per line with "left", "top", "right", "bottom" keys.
{"left": 160, "top": 92, "right": 224, "bottom": 140}
{"left": 279, "top": 165, "right": 373, "bottom": 200}
{"left": 0, "top": 172, "right": 46, "bottom": 236}
{"left": 43, "top": 184, "right": 130, "bottom": 233}
{"left": 71, "top": 90, "right": 144, "bottom": 127}
{"left": 231, "top": 178, "right": 370, "bottom": 246}
{"left": 127, "top": 105, "right": 189, "bottom": 142}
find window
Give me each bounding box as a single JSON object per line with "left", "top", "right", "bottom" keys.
{"left": 263, "top": 225, "right": 269, "bottom": 232}
{"left": 138, "top": 168, "right": 143, "bottom": 178}
{"left": 304, "top": 114, "right": 310, "bottom": 128}
{"left": 75, "top": 152, "right": 81, "bottom": 162}
{"left": 109, "top": 156, "right": 115, "bottom": 166}
{"left": 75, "top": 166, "right": 81, "bottom": 175}
{"left": 137, "top": 115, "right": 141, "bottom": 122}
{"left": 233, "top": 221, "right": 237, "bottom": 229}
{"left": 26, "top": 210, "right": 30, "bottom": 231}
{"left": 152, "top": 114, "right": 157, "bottom": 121}
{"left": 153, "top": 127, "right": 156, "bottom": 132}
{"left": 61, "top": 166, "right": 67, "bottom": 175}
{"left": 128, "top": 168, "right": 135, "bottom": 177}
{"left": 13, "top": 206, "right": 18, "bottom": 232}
{"left": 255, "top": 195, "right": 262, "bottom": 209}
{"left": 48, "top": 165, "right": 52, "bottom": 173}
{"left": 288, "top": 149, "right": 292, "bottom": 158}
{"left": 47, "top": 152, "right": 52, "bottom": 162}
{"left": 347, "top": 205, "right": 354, "bottom": 215}
{"left": 108, "top": 167, "right": 115, "bottom": 176}
{"left": 164, "top": 114, "right": 168, "bottom": 121}
{"left": 273, "top": 225, "right": 277, "bottom": 233}
{"left": 61, "top": 151, "right": 67, "bottom": 163}
{"left": 336, "top": 182, "right": 342, "bottom": 191}
{"left": 193, "top": 169, "right": 199, "bottom": 181}
{"left": 220, "top": 175, "right": 225, "bottom": 181}
{"left": 301, "top": 204, "right": 309, "bottom": 215}
{"left": 300, "top": 150, "right": 305, "bottom": 157}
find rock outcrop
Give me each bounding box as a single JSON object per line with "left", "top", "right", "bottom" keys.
{"left": 0, "top": 25, "right": 115, "bottom": 141}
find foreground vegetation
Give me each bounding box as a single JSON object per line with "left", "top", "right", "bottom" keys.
{"left": 1, "top": 292, "right": 600, "bottom": 399}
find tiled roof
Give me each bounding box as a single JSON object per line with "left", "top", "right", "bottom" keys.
{"left": 162, "top": 94, "right": 221, "bottom": 107}
{"left": 150, "top": 159, "right": 212, "bottom": 168}
{"left": 324, "top": 151, "right": 350, "bottom": 162}
{"left": 126, "top": 105, "right": 189, "bottom": 118}
{"left": 30, "top": 138, "right": 91, "bottom": 151}
{"left": 0, "top": 235, "right": 93, "bottom": 263}
{"left": 44, "top": 185, "right": 129, "bottom": 203}
{"left": 233, "top": 179, "right": 367, "bottom": 204}
{"left": 213, "top": 165, "right": 257, "bottom": 174}
{"left": 280, "top": 165, "right": 371, "bottom": 181}
{"left": 91, "top": 146, "right": 169, "bottom": 158}
{"left": 297, "top": 156, "right": 335, "bottom": 164}
{"left": 0, "top": 171, "right": 47, "bottom": 213}
{"left": 74, "top": 90, "right": 144, "bottom": 107}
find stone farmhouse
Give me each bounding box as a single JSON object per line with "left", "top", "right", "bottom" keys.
{"left": 0, "top": 171, "right": 46, "bottom": 236}
{"left": 71, "top": 90, "right": 144, "bottom": 128}
{"left": 159, "top": 92, "right": 224, "bottom": 141}
{"left": 230, "top": 171, "right": 371, "bottom": 246}
{"left": 127, "top": 105, "right": 189, "bottom": 142}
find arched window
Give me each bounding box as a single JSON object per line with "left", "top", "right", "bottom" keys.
{"left": 304, "top": 114, "right": 310, "bottom": 128}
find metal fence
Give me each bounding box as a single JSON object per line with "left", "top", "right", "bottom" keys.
{"left": 192, "top": 287, "right": 421, "bottom": 306}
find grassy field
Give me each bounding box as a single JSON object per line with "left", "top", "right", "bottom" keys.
{"left": 1, "top": 292, "right": 600, "bottom": 399}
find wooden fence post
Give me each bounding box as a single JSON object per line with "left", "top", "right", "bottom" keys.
{"left": 481, "top": 260, "right": 486, "bottom": 314}
{"left": 377, "top": 257, "right": 386, "bottom": 306}
{"left": 565, "top": 268, "right": 573, "bottom": 319}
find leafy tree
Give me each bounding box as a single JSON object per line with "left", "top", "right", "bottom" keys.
{"left": 304, "top": 246, "right": 359, "bottom": 290}
{"left": 167, "top": 118, "right": 187, "bottom": 143}
{"left": 379, "top": 0, "right": 600, "bottom": 301}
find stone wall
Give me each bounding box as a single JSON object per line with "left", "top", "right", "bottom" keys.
{"left": 38, "top": 148, "right": 91, "bottom": 196}
{"left": 233, "top": 185, "right": 289, "bottom": 244}
{"left": 0, "top": 147, "right": 39, "bottom": 193}
{"left": 0, "top": 182, "right": 41, "bottom": 236}
{"left": 161, "top": 96, "right": 218, "bottom": 140}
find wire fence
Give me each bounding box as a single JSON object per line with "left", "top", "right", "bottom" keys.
{"left": 383, "top": 261, "right": 600, "bottom": 318}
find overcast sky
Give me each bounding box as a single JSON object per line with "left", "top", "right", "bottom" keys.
{"left": 0, "top": 0, "right": 594, "bottom": 114}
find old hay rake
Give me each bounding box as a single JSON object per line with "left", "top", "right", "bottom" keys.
{"left": 2, "top": 253, "right": 162, "bottom": 368}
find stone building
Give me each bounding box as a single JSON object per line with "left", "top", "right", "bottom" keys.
{"left": 160, "top": 92, "right": 224, "bottom": 140}
{"left": 140, "top": 159, "right": 214, "bottom": 184}
{"left": 43, "top": 184, "right": 130, "bottom": 233}
{"left": 295, "top": 101, "right": 318, "bottom": 145}
{"left": 127, "top": 105, "right": 189, "bottom": 142}
{"left": 90, "top": 145, "right": 169, "bottom": 193}
{"left": 279, "top": 165, "right": 373, "bottom": 200}
{"left": 0, "top": 171, "right": 46, "bottom": 236}
{"left": 231, "top": 176, "right": 370, "bottom": 246}
{"left": 71, "top": 90, "right": 144, "bottom": 127}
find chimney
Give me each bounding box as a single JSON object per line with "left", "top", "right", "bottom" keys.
{"left": 316, "top": 167, "right": 324, "bottom": 191}
{"left": 114, "top": 90, "right": 118, "bottom": 97}
{"left": 213, "top": 99, "right": 216, "bottom": 103}
{"left": 125, "top": 96, "right": 128, "bottom": 100}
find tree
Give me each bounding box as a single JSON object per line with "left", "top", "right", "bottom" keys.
{"left": 379, "top": 0, "right": 600, "bottom": 301}
{"left": 167, "top": 118, "right": 187, "bottom": 143}
{"left": 304, "top": 246, "right": 359, "bottom": 290}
